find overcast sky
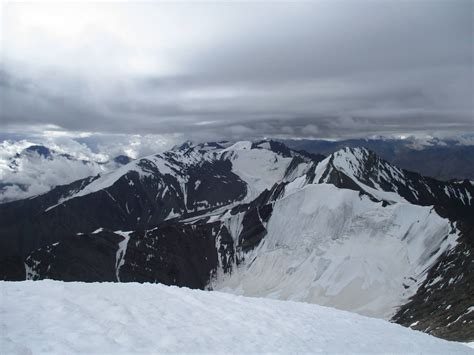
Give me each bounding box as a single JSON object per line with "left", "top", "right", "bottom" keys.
{"left": 1, "top": 0, "right": 473, "bottom": 145}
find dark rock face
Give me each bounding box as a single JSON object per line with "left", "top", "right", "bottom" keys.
{"left": 24, "top": 230, "right": 122, "bottom": 282}
{"left": 392, "top": 224, "right": 474, "bottom": 342}
{"left": 184, "top": 159, "right": 247, "bottom": 211}
{"left": 14, "top": 196, "right": 274, "bottom": 287}
{"left": 238, "top": 205, "right": 271, "bottom": 252}
{"left": 0, "top": 255, "right": 25, "bottom": 280}
{"left": 0, "top": 142, "right": 251, "bottom": 280}
{"left": 0, "top": 175, "right": 99, "bottom": 261}
{"left": 120, "top": 223, "right": 224, "bottom": 288}
{"left": 0, "top": 156, "right": 246, "bottom": 266}
{"left": 23, "top": 224, "right": 231, "bottom": 288}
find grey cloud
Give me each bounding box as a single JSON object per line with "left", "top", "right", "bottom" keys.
{"left": 0, "top": 1, "right": 472, "bottom": 141}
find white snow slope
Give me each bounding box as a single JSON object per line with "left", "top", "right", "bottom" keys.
{"left": 214, "top": 184, "right": 459, "bottom": 319}
{"left": 1, "top": 281, "right": 470, "bottom": 354}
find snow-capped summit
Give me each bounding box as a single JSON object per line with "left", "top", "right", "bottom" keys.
{"left": 312, "top": 146, "right": 474, "bottom": 213}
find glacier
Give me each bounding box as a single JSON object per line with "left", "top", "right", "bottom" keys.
{"left": 212, "top": 183, "right": 458, "bottom": 319}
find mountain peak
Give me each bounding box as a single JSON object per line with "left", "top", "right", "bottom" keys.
{"left": 331, "top": 146, "right": 394, "bottom": 180}
{"left": 113, "top": 155, "right": 132, "bottom": 165}
{"left": 311, "top": 146, "right": 474, "bottom": 213}
{"left": 309, "top": 146, "right": 416, "bottom": 203}
{"left": 23, "top": 145, "right": 53, "bottom": 159}
{"left": 172, "top": 140, "right": 194, "bottom": 151}
{"left": 251, "top": 140, "right": 293, "bottom": 157}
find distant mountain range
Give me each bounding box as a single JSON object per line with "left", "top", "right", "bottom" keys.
{"left": 0, "top": 144, "right": 132, "bottom": 203}
{"left": 2, "top": 137, "right": 472, "bottom": 204}
{"left": 0, "top": 140, "right": 472, "bottom": 342}
{"left": 281, "top": 138, "right": 474, "bottom": 181}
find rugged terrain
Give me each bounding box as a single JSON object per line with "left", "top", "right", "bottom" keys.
{"left": 0, "top": 140, "right": 472, "bottom": 341}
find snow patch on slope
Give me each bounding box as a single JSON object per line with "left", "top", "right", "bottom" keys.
{"left": 218, "top": 141, "right": 295, "bottom": 201}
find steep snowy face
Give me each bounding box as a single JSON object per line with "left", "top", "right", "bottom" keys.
{"left": 332, "top": 147, "right": 406, "bottom": 185}
{"left": 217, "top": 141, "right": 314, "bottom": 201}
{"left": 214, "top": 184, "right": 459, "bottom": 319}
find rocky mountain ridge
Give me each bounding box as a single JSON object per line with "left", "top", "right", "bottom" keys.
{"left": 0, "top": 140, "right": 472, "bottom": 341}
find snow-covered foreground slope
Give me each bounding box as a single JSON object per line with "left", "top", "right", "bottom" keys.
{"left": 214, "top": 184, "right": 459, "bottom": 319}
{"left": 1, "top": 281, "right": 470, "bottom": 354}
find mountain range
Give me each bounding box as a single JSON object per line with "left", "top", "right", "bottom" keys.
{"left": 0, "top": 140, "right": 472, "bottom": 342}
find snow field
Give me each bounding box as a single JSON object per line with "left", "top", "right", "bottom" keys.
{"left": 1, "top": 281, "right": 471, "bottom": 354}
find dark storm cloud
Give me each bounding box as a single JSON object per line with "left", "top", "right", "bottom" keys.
{"left": 1, "top": 1, "right": 472, "bottom": 142}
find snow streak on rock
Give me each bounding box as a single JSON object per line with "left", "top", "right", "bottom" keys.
{"left": 114, "top": 231, "right": 131, "bottom": 282}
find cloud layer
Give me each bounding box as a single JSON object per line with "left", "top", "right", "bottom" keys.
{"left": 0, "top": 132, "right": 185, "bottom": 202}
{"left": 1, "top": 1, "right": 473, "bottom": 141}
